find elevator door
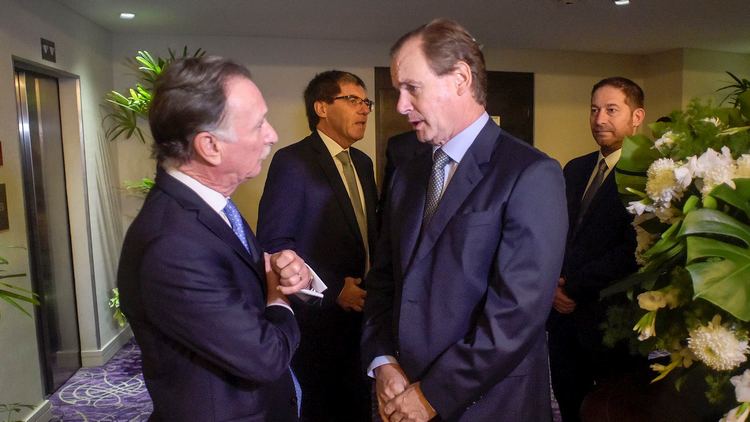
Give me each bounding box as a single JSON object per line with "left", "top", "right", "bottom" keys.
{"left": 15, "top": 69, "right": 81, "bottom": 394}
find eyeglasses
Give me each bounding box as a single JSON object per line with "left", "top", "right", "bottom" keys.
{"left": 334, "top": 95, "right": 375, "bottom": 111}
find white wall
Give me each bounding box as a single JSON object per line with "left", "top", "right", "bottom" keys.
{"left": 0, "top": 0, "right": 118, "bottom": 418}
{"left": 112, "top": 35, "right": 653, "bottom": 227}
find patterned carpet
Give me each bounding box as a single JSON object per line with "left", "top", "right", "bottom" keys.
{"left": 47, "top": 338, "right": 561, "bottom": 421}
{"left": 49, "top": 338, "right": 152, "bottom": 421}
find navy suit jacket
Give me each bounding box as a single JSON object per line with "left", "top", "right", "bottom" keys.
{"left": 551, "top": 151, "right": 638, "bottom": 327}
{"left": 118, "top": 168, "right": 300, "bottom": 422}
{"left": 362, "top": 121, "right": 568, "bottom": 421}
{"left": 257, "top": 132, "right": 377, "bottom": 392}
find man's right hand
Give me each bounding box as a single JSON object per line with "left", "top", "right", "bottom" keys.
{"left": 336, "top": 277, "right": 366, "bottom": 312}
{"left": 553, "top": 277, "right": 576, "bottom": 314}
{"left": 374, "top": 363, "right": 410, "bottom": 421}
{"left": 264, "top": 253, "right": 291, "bottom": 307}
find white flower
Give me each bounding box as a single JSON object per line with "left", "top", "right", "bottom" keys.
{"left": 638, "top": 291, "right": 667, "bottom": 311}
{"left": 731, "top": 370, "right": 750, "bottom": 402}
{"left": 688, "top": 315, "right": 749, "bottom": 371}
{"left": 720, "top": 405, "right": 749, "bottom": 422}
{"left": 693, "top": 147, "right": 737, "bottom": 196}
{"left": 646, "top": 158, "right": 684, "bottom": 205}
{"left": 702, "top": 116, "right": 723, "bottom": 127}
{"left": 737, "top": 155, "right": 750, "bottom": 179}
{"left": 654, "top": 130, "right": 679, "bottom": 153}
{"left": 627, "top": 200, "right": 652, "bottom": 216}
{"left": 674, "top": 163, "right": 694, "bottom": 190}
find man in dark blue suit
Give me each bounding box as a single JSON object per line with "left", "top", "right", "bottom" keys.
{"left": 548, "top": 77, "right": 644, "bottom": 422}
{"left": 362, "top": 19, "right": 568, "bottom": 422}
{"left": 117, "top": 56, "right": 324, "bottom": 421}
{"left": 258, "top": 70, "right": 377, "bottom": 421}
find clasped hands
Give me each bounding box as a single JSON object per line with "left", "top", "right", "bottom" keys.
{"left": 264, "top": 250, "right": 312, "bottom": 304}
{"left": 375, "top": 364, "right": 436, "bottom": 422}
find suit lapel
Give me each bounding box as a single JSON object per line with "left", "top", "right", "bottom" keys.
{"left": 310, "top": 134, "right": 367, "bottom": 249}
{"left": 156, "top": 169, "right": 264, "bottom": 283}
{"left": 412, "top": 122, "right": 499, "bottom": 265}
{"left": 397, "top": 148, "right": 432, "bottom": 272}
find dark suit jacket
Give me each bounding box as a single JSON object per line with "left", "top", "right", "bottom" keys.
{"left": 256, "top": 132, "right": 377, "bottom": 410}
{"left": 118, "top": 168, "right": 300, "bottom": 422}
{"left": 378, "top": 131, "right": 431, "bottom": 225}
{"left": 362, "top": 121, "right": 568, "bottom": 421}
{"left": 550, "top": 151, "right": 638, "bottom": 333}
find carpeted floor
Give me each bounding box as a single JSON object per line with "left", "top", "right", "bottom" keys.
{"left": 48, "top": 338, "right": 561, "bottom": 421}
{"left": 49, "top": 338, "right": 152, "bottom": 421}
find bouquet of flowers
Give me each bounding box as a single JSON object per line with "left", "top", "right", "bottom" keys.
{"left": 602, "top": 77, "right": 750, "bottom": 421}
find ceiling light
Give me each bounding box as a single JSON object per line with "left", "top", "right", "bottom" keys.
{"left": 120, "top": 12, "right": 136, "bottom": 19}
{"left": 614, "top": 0, "right": 630, "bottom": 5}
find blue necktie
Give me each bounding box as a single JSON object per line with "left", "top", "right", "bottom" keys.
{"left": 223, "top": 199, "right": 250, "bottom": 254}
{"left": 224, "top": 199, "right": 302, "bottom": 414}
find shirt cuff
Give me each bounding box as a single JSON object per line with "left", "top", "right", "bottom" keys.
{"left": 293, "top": 265, "right": 327, "bottom": 302}
{"left": 367, "top": 355, "right": 399, "bottom": 378}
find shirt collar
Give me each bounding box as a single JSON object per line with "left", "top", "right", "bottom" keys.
{"left": 165, "top": 166, "right": 229, "bottom": 213}
{"left": 436, "top": 112, "right": 490, "bottom": 164}
{"left": 599, "top": 148, "right": 622, "bottom": 170}
{"left": 318, "top": 129, "right": 347, "bottom": 158}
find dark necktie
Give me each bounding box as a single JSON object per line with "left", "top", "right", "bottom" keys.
{"left": 423, "top": 148, "right": 451, "bottom": 224}
{"left": 223, "top": 199, "right": 250, "bottom": 254}
{"left": 336, "top": 150, "right": 367, "bottom": 246}
{"left": 576, "top": 158, "right": 608, "bottom": 228}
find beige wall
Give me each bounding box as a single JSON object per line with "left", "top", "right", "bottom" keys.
{"left": 0, "top": 0, "right": 117, "bottom": 418}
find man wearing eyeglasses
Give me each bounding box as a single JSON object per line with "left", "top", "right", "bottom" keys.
{"left": 258, "top": 70, "right": 377, "bottom": 421}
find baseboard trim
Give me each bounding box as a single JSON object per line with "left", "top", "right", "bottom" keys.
{"left": 80, "top": 326, "right": 133, "bottom": 367}
{"left": 24, "top": 399, "right": 51, "bottom": 422}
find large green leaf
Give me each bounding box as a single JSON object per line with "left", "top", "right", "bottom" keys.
{"left": 709, "top": 179, "right": 750, "bottom": 219}
{"left": 680, "top": 208, "right": 750, "bottom": 321}
{"left": 618, "top": 134, "right": 661, "bottom": 174}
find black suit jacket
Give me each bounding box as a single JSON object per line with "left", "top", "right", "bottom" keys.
{"left": 118, "top": 168, "right": 299, "bottom": 422}
{"left": 363, "top": 121, "right": 568, "bottom": 421}
{"left": 553, "top": 151, "right": 638, "bottom": 325}
{"left": 257, "top": 132, "right": 377, "bottom": 414}
{"left": 378, "top": 131, "right": 431, "bottom": 225}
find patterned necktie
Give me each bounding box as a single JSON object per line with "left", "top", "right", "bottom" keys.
{"left": 223, "top": 199, "right": 250, "bottom": 254}
{"left": 423, "top": 148, "right": 451, "bottom": 224}
{"left": 576, "top": 158, "right": 608, "bottom": 228}
{"left": 225, "top": 199, "right": 300, "bottom": 413}
{"left": 336, "top": 151, "right": 368, "bottom": 245}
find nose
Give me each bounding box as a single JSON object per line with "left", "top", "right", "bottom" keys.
{"left": 266, "top": 122, "right": 279, "bottom": 145}
{"left": 396, "top": 92, "right": 412, "bottom": 115}
{"left": 593, "top": 110, "right": 607, "bottom": 125}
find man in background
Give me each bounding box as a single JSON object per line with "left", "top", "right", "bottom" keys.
{"left": 377, "top": 130, "right": 430, "bottom": 226}
{"left": 362, "top": 19, "right": 568, "bottom": 421}
{"left": 117, "top": 56, "right": 322, "bottom": 421}
{"left": 258, "top": 70, "right": 377, "bottom": 421}
{"left": 548, "top": 76, "right": 644, "bottom": 422}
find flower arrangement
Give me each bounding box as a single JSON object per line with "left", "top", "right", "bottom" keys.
{"left": 602, "top": 76, "right": 750, "bottom": 420}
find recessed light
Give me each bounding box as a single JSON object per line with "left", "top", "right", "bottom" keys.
{"left": 614, "top": 0, "right": 630, "bottom": 5}
{"left": 120, "top": 12, "right": 135, "bottom": 19}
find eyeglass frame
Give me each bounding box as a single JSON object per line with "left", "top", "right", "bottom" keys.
{"left": 333, "top": 95, "right": 375, "bottom": 111}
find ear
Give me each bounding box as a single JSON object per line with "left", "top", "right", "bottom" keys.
{"left": 632, "top": 107, "right": 645, "bottom": 128}
{"left": 453, "top": 60, "right": 473, "bottom": 97}
{"left": 192, "top": 131, "right": 222, "bottom": 166}
{"left": 314, "top": 100, "right": 328, "bottom": 119}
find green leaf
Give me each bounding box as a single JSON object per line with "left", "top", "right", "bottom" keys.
{"left": 680, "top": 208, "right": 750, "bottom": 321}
{"left": 709, "top": 179, "right": 750, "bottom": 219}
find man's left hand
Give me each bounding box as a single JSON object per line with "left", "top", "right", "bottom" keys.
{"left": 269, "top": 250, "right": 311, "bottom": 294}
{"left": 383, "top": 382, "right": 436, "bottom": 422}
